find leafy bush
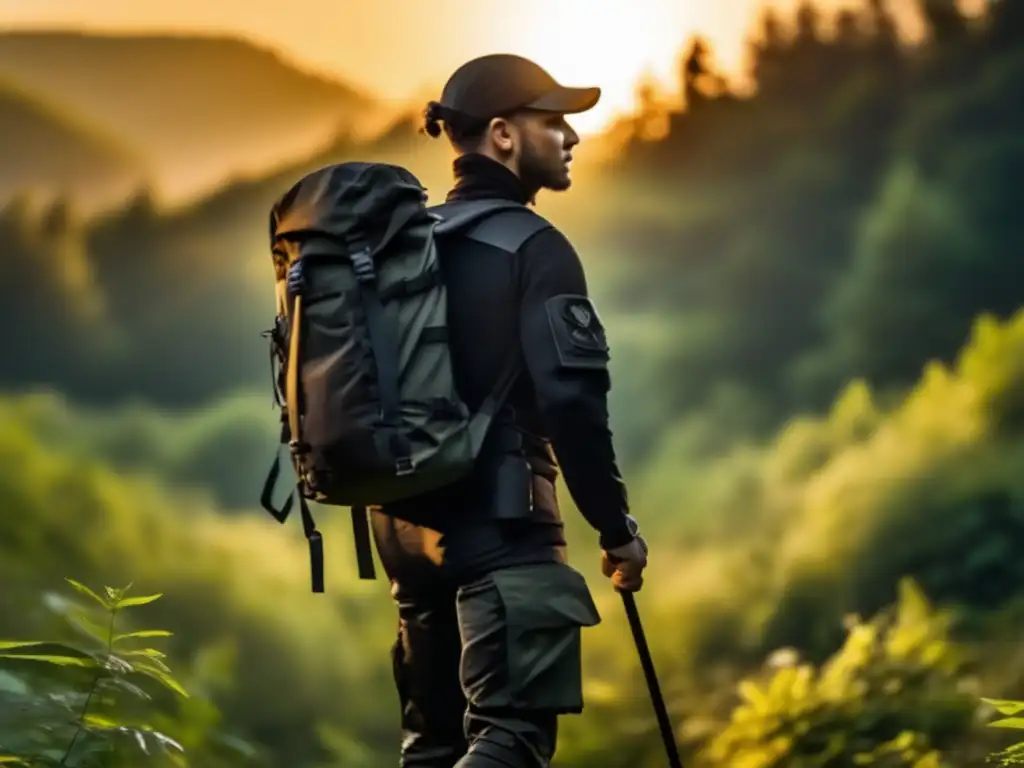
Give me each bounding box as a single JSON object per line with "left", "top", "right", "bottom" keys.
{"left": 981, "top": 698, "right": 1024, "bottom": 766}
{"left": 701, "top": 579, "right": 976, "bottom": 767}
{"left": 0, "top": 392, "right": 277, "bottom": 512}
{"left": 0, "top": 410, "right": 400, "bottom": 767}
{"left": 754, "top": 310, "right": 1024, "bottom": 659}
{"left": 0, "top": 578, "right": 256, "bottom": 767}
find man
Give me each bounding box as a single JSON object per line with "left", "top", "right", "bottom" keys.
{"left": 370, "top": 53, "right": 649, "bottom": 768}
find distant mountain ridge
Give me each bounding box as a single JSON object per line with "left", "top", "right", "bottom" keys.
{"left": 0, "top": 30, "right": 385, "bottom": 206}
{"left": 0, "top": 76, "right": 144, "bottom": 210}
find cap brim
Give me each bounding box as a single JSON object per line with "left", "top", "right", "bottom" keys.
{"left": 524, "top": 86, "right": 601, "bottom": 115}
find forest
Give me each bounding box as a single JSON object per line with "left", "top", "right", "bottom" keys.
{"left": 2, "top": 0, "right": 1024, "bottom": 765}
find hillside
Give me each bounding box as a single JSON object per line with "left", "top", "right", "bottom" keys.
{"left": 0, "top": 31, "right": 383, "bottom": 204}
{"left": 0, "top": 78, "right": 144, "bottom": 211}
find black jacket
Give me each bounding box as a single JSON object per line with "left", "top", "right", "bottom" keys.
{"left": 374, "top": 153, "right": 633, "bottom": 586}
{"left": 440, "top": 153, "right": 633, "bottom": 549}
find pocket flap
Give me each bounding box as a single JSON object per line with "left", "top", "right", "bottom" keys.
{"left": 491, "top": 563, "right": 601, "bottom": 629}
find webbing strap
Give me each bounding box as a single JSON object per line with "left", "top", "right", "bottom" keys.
{"left": 420, "top": 327, "right": 448, "bottom": 344}
{"left": 468, "top": 353, "right": 522, "bottom": 457}
{"left": 299, "top": 495, "right": 325, "bottom": 593}
{"left": 346, "top": 230, "right": 412, "bottom": 473}
{"left": 351, "top": 505, "right": 376, "bottom": 580}
{"left": 379, "top": 268, "right": 442, "bottom": 302}
{"left": 259, "top": 449, "right": 324, "bottom": 593}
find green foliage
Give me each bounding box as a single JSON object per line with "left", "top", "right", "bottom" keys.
{"left": 802, "top": 161, "right": 982, "bottom": 394}
{"left": 702, "top": 580, "right": 975, "bottom": 768}
{"left": 981, "top": 699, "right": 1024, "bottom": 766}
{"left": 620, "top": 308, "right": 1024, "bottom": 666}
{"left": 0, "top": 579, "right": 261, "bottom": 768}
{"left": 0, "top": 579, "right": 190, "bottom": 766}
{"left": 763, "top": 309, "right": 1024, "bottom": 656}
{"left": 1, "top": 391, "right": 278, "bottom": 511}
{"left": 0, "top": 407, "right": 402, "bottom": 767}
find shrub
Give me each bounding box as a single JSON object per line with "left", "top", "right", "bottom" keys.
{"left": 981, "top": 698, "right": 1024, "bottom": 766}
{"left": 0, "top": 578, "right": 256, "bottom": 767}
{"left": 701, "top": 579, "right": 976, "bottom": 767}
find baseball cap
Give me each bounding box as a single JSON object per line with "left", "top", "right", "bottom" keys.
{"left": 437, "top": 53, "right": 601, "bottom": 120}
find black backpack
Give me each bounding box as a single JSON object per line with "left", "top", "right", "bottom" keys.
{"left": 259, "top": 161, "right": 549, "bottom": 592}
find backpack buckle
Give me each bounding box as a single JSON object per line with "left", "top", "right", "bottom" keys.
{"left": 286, "top": 261, "right": 305, "bottom": 296}
{"left": 395, "top": 456, "right": 414, "bottom": 476}
{"left": 345, "top": 230, "right": 376, "bottom": 283}
{"left": 350, "top": 248, "right": 375, "bottom": 283}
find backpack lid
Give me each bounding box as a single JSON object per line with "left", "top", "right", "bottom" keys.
{"left": 269, "top": 162, "right": 428, "bottom": 257}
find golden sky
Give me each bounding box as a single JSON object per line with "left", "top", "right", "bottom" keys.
{"left": 3, "top": 0, "right": 931, "bottom": 133}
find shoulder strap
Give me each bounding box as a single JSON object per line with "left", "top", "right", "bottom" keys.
{"left": 430, "top": 198, "right": 521, "bottom": 233}
{"left": 463, "top": 210, "right": 553, "bottom": 253}
{"left": 430, "top": 198, "right": 552, "bottom": 247}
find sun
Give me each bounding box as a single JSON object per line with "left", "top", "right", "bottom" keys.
{"left": 500, "top": 0, "right": 696, "bottom": 134}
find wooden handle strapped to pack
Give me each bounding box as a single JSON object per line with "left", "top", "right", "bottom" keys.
{"left": 285, "top": 294, "right": 303, "bottom": 451}
{"left": 282, "top": 294, "right": 326, "bottom": 593}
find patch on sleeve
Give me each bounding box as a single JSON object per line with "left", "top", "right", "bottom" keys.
{"left": 544, "top": 294, "right": 610, "bottom": 370}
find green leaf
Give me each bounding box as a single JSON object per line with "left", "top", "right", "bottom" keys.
{"left": 83, "top": 712, "right": 122, "bottom": 729}
{"left": 989, "top": 717, "right": 1024, "bottom": 729}
{"left": 0, "top": 653, "right": 98, "bottom": 668}
{"left": 133, "top": 663, "right": 189, "bottom": 698}
{"left": 98, "top": 675, "right": 151, "bottom": 701}
{"left": 0, "top": 758, "right": 30, "bottom": 766}
{"left": 65, "top": 579, "right": 110, "bottom": 609}
{"left": 65, "top": 610, "right": 112, "bottom": 644}
{"left": 984, "top": 699, "right": 1024, "bottom": 716}
{"left": 0, "top": 670, "right": 28, "bottom": 694}
{"left": 150, "top": 731, "right": 185, "bottom": 754}
{"left": 112, "top": 630, "right": 171, "bottom": 643}
{"left": 115, "top": 594, "right": 162, "bottom": 609}
{"left": 123, "top": 648, "right": 167, "bottom": 661}
{"left": 103, "top": 654, "right": 134, "bottom": 675}
{"left": 0, "top": 641, "right": 50, "bottom": 651}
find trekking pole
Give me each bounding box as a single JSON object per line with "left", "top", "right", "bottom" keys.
{"left": 617, "top": 588, "right": 683, "bottom": 768}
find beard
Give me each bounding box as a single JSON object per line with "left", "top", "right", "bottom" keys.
{"left": 518, "top": 137, "right": 571, "bottom": 194}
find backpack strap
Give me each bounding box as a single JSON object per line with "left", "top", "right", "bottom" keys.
{"left": 344, "top": 229, "right": 413, "bottom": 476}
{"left": 430, "top": 198, "right": 528, "bottom": 234}
{"left": 343, "top": 225, "right": 412, "bottom": 585}
{"left": 459, "top": 206, "right": 554, "bottom": 253}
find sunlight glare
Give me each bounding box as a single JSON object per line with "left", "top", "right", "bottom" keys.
{"left": 502, "top": 0, "right": 695, "bottom": 134}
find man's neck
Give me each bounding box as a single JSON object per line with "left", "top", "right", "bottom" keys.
{"left": 447, "top": 153, "right": 536, "bottom": 205}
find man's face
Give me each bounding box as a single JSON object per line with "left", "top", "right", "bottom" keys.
{"left": 499, "top": 110, "right": 581, "bottom": 193}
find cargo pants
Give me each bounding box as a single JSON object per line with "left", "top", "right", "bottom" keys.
{"left": 375, "top": 517, "right": 602, "bottom": 767}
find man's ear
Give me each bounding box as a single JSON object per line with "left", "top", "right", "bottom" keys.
{"left": 487, "top": 117, "right": 515, "bottom": 154}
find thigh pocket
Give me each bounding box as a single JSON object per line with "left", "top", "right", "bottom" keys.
{"left": 459, "top": 563, "right": 601, "bottom": 715}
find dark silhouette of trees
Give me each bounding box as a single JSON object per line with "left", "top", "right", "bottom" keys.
{"left": 600, "top": 0, "right": 1022, "bottom": 437}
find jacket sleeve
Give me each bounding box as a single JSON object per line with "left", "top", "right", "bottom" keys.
{"left": 517, "top": 227, "right": 635, "bottom": 550}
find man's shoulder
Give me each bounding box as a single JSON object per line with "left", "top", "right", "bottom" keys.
{"left": 460, "top": 204, "right": 557, "bottom": 255}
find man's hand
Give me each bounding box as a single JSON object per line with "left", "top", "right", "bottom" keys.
{"left": 601, "top": 535, "right": 648, "bottom": 592}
